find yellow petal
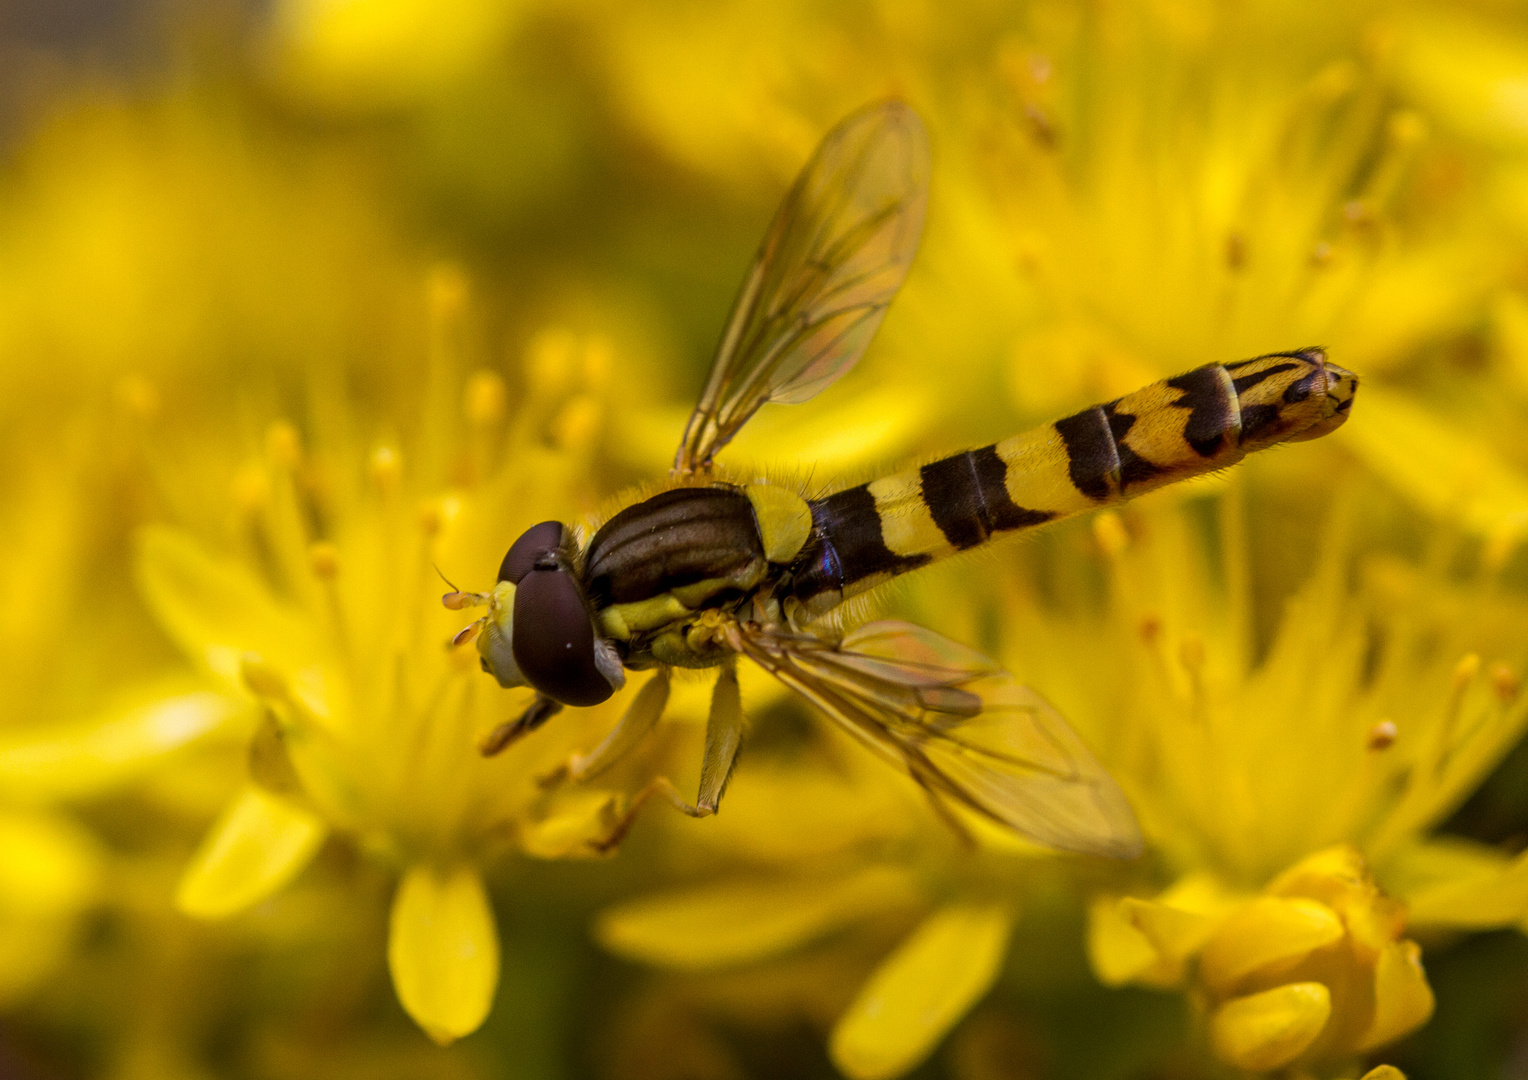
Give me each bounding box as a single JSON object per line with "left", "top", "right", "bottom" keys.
{"left": 135, "top": 526, "right": 318, "bottom": 691}
{"left": 1120, "top": 896, "right": 1217, "bottom": 962}
{"left": 0, "top": 692, "right": 244, "bottom": 803}
{"left": 388, "top": 863, "right": 500, "bottom": 1044}
{"left": 1342, "top": 385, "right": 1528, "bottom": 538}
{"left": 1198, "top": 898, "right": 1345, "bottom": 995}
{"left": 1406, "top": 846, "right": 1528, "bottom": 928}
{"left": 518, "top": 790, "right": 623, "bottom": 860}
{"left": 0, "top": 812, "right": 104, "bottom": 914}
{"left": 175, "top": 785, "right": 327, "bottom": 919}
{"left": 1209, "top": 982, "right": 1332, "bottom": 1072}
{"left": 595, "top": 866, "right": 920, "bottom": 970}
{"left": 1087, "top": 896, "right": 1179, "bottom": 988}
{"left": 829, "top": 903, "right": 1013, "bottom": 1080}
{"left": 1357, "top": 940, "right": 1435, "bottom": 1052}
{"left": 1359, "top": 1066, "right": 1407, "bottom": 1080}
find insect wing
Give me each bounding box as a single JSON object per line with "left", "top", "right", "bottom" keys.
{"left": 674, "top": 100, "right": 931, "bottom": 475}
{"left": 737, "top": 621, "right": 1143, "bottom": 859}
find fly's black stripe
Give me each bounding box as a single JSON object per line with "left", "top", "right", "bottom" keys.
{"left": 1238, "top": 404, "right": 1282, "bottom": 443}
{"left": 1230, "top": 362, "right": 1298, "bottom": 395}
{"left": 1169, "top": 364, "right": 1241, "bottom": 458}
{"left": 1055, "top": 406, "right": 1119, "bottom": 501}
{"left": 1103, "top": 404, "right": 1165, "bottom": 491}
{"left": 791, "top": 484, "right": 929, "bottom": 600}
{"left": 1283, "top": 372, "right": 1319, "bottom": 403}
{"left": 584, "top": 486, "right": 764, "bottom": 607}
{"left": 919, "top": 446, "right": 1054, "bottom": 551}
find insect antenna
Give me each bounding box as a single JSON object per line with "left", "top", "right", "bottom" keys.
{"left": 436, "top": 564, "right": 489, "bottom": 611}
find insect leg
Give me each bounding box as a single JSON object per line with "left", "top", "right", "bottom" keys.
{"left": 695, "top": 661, "right": 744, "bottom": 814}
{"left": 479, "top": 693, "right": 563, "bottom": 756}
{"left": 538, "top": 669, "right": 671, "bottom": 788}
{"left": 585, "top": 664, "right": 745, "bottom": 852}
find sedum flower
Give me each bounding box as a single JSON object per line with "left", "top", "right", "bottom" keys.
{"left": 110, "top": 271, "right": 653, "bottom": 1043}
{"left": 1061, "top": 480, "right": 1528, "bottom": 1077}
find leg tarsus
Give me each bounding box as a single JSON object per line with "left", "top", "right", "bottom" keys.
{"left": 582, "top": 665, "right": 744, "bottom": 854}
{"left": 480, "top": 694, "right": 562, "bottom": 757}
{"left": 588, "top": 776, "right": 712, "bottom": 854}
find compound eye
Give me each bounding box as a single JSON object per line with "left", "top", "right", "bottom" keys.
{"left": 498, "top": 521, "right": 566, "bottom": 584}
{"left": 511, "top": 567, "right": 616, "bottom": 707}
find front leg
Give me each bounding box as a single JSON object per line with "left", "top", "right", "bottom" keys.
{"left": 480, "top": 693, "right": 562, "bottom": 756}
{"left": 589, "top": 662, "right": 746, "bottom": 851}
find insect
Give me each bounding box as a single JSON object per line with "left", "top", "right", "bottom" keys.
{"left": 446, "top": 101, "right": 1358, "bottom": 857}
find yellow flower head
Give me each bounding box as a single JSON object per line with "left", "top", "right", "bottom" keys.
{"left": 120, "top": 269, "right": 650, "bottom": 1042}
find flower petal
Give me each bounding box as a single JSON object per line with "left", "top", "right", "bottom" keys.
{"left": 1356, "top": 940, "right": 1435, "bottom": 1052}
{"left": 1209, "top": 982, "right": 1331, "bottom": 1072}
{"left": 1198, "top": 898, "right": 1345, "bottom": 995}
{"left": 1343, "top": 385, "right": 1528, "bottom": 538}
{"left": 595, "top": 866, "right": 920, "bottom": 970}
{"left": 175, "top": 784, "right": 328, "bottom": 919}
{"left": 0, "top": 692, "right": 244, "bottom": 803}
{"left": 1359, "top": 1066, "right": 1407, "bottom": 1080}
{"left": 1405, "top": 847, "right": 1528, "bottom": 928}
{"left": 135, "top": 526, "right": 318, "bottom": 691}
{"left": 388, "top": 863, "right": 500, "bottom": 1044}
{"left": 1087, "top": 896, "right": 1178, "bottom": 988}
{"left": 0, "top": 812, "right": 104, "bottom": 914}
{"left": 1120, "top": 896, "right": 1217, "bottom": 962}
{"left": 829, "top": 902, "right": 1013, "bottom": 1080}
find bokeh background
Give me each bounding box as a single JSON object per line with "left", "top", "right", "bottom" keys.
{"left": 7, "top": 0, "right": 1528, "bottom": 1078}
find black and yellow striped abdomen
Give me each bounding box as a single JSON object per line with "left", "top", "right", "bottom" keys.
{"left": 786, "top": 349, "right": 1357, "bottom": 620}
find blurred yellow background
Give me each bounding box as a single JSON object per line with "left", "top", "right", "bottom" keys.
{"left": 6, "top": 1, "right": 1528, "bottom": 1078}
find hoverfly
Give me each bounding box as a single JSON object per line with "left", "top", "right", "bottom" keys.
{"left": 447, "top": 101, "right": 1358, "bottom": 858}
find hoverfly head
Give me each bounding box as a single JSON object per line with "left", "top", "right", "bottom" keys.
{"left": 479, "top": 520, "right": 624, "bottom": 706}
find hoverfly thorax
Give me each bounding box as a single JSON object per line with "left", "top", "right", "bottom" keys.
{"left": 479, "top": 520, "right": 625, "bottom": 707}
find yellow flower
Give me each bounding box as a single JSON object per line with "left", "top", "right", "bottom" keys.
{"left": 1094, "top": 846, "right": 1432, "bottom": 1073}
{"left": 1054, "top": 478, "right": 1528, "bottom": 1076}
{"left": 97, "top": 271, "right": 654, "bottom": 1043}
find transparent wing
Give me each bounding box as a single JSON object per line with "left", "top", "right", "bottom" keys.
{"left": 734, "top": 620, "right": 1143, "bottom": 858}
{"left": 673, "top": 100, "right": 931, "bottom": 476}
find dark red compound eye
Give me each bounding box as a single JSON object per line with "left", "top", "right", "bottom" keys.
{"left": 511, "top": 567, "right": 616, "bottom": 707}
{"left": 498, "top": 521, "right": 566, "bottom": 584}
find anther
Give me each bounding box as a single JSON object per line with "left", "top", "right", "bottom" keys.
{"left": 418, "top": 500, "right": 443, "bottom": 537}
{"left": 428, "top": 263, "right": 469, "bottom": 320}
{"left": 1367, "top": 719, "right": 1398, "bottom": 751}
{"left": 527, "top": 329, "right": 577, "bottom": 396}
{"left": 368, "top": 446, "right": 401, "bottom": 491}
{"left": 1452, "top": 653, "right": 1482, "bottom": 691}
{"left": 231, "top": 464, "right": 271, "bottom": 513}
{"left": 309, "top": 542, "right": 339, "bottom": 579}
{"left": 465, "top": 370, "right": 507, "bottom": 425}
{"left": 1490, "top": 662, "right": 1520, "bottom": 704}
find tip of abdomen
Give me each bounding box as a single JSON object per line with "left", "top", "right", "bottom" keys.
{"left": 1287, "top": 351, "right": 1358, "bottom": 443}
